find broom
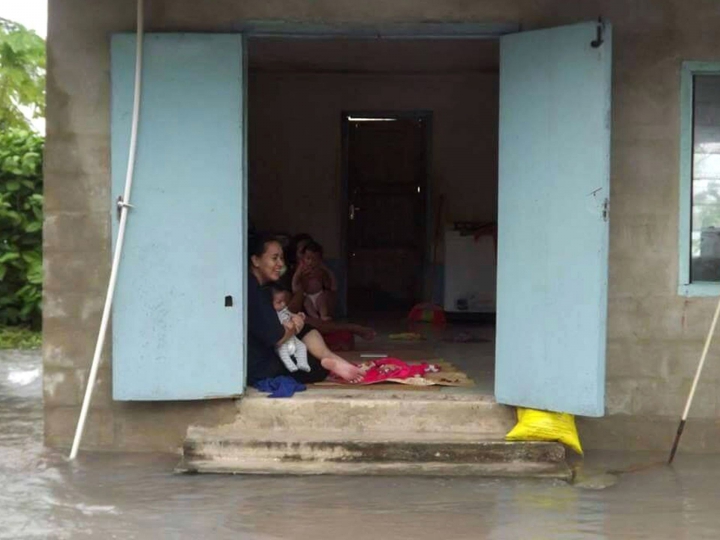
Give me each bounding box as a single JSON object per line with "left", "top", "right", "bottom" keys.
{"left": 408, "top": 195, "right": 446, "bottom": 325}
{"left": 609, "top": 290, "right": 720, "bottom": 472}
{"left": 668, "top": 293, "right": 720, "bottom": 464}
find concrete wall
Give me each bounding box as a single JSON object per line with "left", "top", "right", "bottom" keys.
{"left": 249, "top": 70, "right": 498, "bottom": 260}
{"left": 44, "top": 0, "right": 720, "bottom": 452}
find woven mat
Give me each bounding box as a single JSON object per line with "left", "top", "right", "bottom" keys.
{"left": 311, "top": 359, "right": 475, "bottom": 390}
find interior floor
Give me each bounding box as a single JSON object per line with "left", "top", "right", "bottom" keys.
{"left": 318, "top": 315, "right": 495, "bottom": 395}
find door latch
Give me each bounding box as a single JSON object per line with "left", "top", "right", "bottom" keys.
{"left": 349, "top": 204, "right": 360, "bottom": 221}
{"left": 602, "top": 198, "right": 609, "bottom": 222}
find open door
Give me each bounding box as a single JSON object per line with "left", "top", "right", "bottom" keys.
{"left": 111, "top": 34, "right": 246, "bottom": 400}
{"left": 495, "top": 22, "right": 611, "bottom": 416}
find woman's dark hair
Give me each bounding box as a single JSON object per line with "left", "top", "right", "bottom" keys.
{"left": 304, "top": 240, "right": 323, "bottom": 257}
{"left": 248, "top": 232, "right": 280, "bottom": 263}
{"left": 287, "top": 233, "right": 314, "bottom": 267}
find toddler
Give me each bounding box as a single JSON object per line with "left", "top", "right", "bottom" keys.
{"left": 292, "top": 241, "right": 336, "bottom": 321}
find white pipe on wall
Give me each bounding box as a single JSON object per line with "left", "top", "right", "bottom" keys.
{"left": 69, "top": 0, "right": 145, "bottom": 460}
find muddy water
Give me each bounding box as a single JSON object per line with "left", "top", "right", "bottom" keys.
{"left": 3, "top": 351, "right": 720, "bottom": 539}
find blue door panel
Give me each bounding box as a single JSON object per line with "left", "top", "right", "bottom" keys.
{"left": 111, "top": 34, "right": 246, "bottom": 400}
{"left": 495, "top": 22, "right": 612, "bottom": 417}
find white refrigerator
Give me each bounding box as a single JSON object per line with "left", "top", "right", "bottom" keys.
{"left": 443, "top": 229, "right": 497, "bottom": 314}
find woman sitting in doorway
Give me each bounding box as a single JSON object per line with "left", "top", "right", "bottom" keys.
{"left": 284, "top": 233, "right": 376, "bottom": 342}
{"left": 247, "top": 232, "right": 364, "bottom": 384}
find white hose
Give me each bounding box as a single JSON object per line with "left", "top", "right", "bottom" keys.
{"left": 69, "top": 0, "right": 144, "bottom": 460}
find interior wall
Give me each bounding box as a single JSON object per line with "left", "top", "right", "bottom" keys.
{"left": 248, "top": 69, "right": 499, "bottom": 261}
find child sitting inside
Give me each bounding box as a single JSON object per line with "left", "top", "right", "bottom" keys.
{"left": 292, "top": 241, "right": 336, "bottom": 321}
{"left": 271, "top": 285, "right": 311, "bottom": 373}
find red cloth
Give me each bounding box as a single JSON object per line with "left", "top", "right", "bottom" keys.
{"left": 357, "top": 358, "right": 436, "bottom": 385}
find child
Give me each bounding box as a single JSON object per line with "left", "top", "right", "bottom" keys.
{"left": 271, "top": 285, "right": 311, "bottom": 373}
{"left": 292, "top": 241, "right": 336, "bottom": 321}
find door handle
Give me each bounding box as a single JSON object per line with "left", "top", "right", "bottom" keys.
{"left": 349, "top": 204, "right": 361, "bottom": 220}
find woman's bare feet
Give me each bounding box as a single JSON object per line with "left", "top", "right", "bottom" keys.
{"left": 321, "top": 356, "right": 364, "bottom": 384}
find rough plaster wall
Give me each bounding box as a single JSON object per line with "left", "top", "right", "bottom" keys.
{"left": 248, "top": 71, "right": 498, "bottom": 260}
{"left": 44, "top": 0, "right": 720, "bottom": 452}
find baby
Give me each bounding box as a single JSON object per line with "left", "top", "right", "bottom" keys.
{"left": 292, "top": 241, "right": 336, "bottom": 321}
{"left": 271, "top": 285, "right": 311, "bottom": 373}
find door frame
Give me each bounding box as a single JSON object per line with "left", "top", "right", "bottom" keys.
{"left": 242, "top": 22, "right": 518, "bottom": 40}
{"left": 243, "top": 22, "right": 609, "bottom": 413}
{"left": 340, "top": 110, "right": 433, "bottom": 316}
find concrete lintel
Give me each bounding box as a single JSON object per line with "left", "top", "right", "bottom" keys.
{"left": 237, "top": 21, "right": 519, "bottom": 40}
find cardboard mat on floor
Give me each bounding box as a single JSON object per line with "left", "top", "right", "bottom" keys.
{"left": 311, "top": 359, "right": 474, "bottom": 390}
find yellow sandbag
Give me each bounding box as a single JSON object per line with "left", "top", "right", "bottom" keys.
{"left": 506, "top": 408, "right": 583, "bottom": 455}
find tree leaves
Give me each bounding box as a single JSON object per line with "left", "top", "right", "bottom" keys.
{"left": 0, "top": 18, "right": 45, "bottom": 132}
{"left": 0, "top": 128, "right": 43, "bottom": 328}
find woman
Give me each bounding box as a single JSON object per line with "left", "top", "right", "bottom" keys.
{"left": 247, "top": 233, "right": 363, "bottom": 385}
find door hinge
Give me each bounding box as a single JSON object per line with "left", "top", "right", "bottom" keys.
{"left": 602, "top": 198, "right": 609, "bottom": 222}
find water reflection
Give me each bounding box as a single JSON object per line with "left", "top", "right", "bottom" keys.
{"left": 2, "top": 351, "right": 720, "bottom": 539}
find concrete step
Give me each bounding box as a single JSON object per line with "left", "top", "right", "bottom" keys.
{"left": 177, "top": 391, "right": 570, "bottom": 479}
{"left": 178, "top": 431, "right": 570, "bottom": 479}
{"left": 214, "top": 388, "right": 516, "bottom": 439}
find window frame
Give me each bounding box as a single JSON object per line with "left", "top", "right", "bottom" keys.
{"left": 678, "top": 61, "right": 720, "bottom": 296}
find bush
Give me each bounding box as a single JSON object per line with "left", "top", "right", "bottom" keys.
{"left": 0, "top": 129, "right": 43, "bottom": 328}
{"left": 0, "top": 326, "right": 41, "bottom": 349}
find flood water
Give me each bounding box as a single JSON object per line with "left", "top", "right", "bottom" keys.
{"left": 3, "top": 350, "right": 720, "bottom": 539}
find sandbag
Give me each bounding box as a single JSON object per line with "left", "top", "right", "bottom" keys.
{"left": 506, "top": 407, "right": 583, "bottom": 455}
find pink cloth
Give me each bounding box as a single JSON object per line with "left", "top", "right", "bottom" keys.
{"left": 352, "top": 357, "right": 438, "bottom": 385}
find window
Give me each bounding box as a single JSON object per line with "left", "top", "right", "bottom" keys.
{"left": 679, "top": 62, "right": 720, "bottom": 295}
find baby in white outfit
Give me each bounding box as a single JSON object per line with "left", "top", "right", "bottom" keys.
{"left": 271, "top": 287, "right": 310, "bottom": 373}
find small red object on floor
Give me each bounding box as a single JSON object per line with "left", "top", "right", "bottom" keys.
{"left": 408, "top": 302, "right": 446, "bottom": 326}
{"left": 323, "top": 330, "right": 355, "bottom": 351}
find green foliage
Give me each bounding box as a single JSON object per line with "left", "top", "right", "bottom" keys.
{"left": 0, "top": 129, "right": 43, "bottom": 328}
{"left": 0, "top": 18, "right": 45, "bottom": 131}
{"left": 0, "top": 325, "right": 41, "bottom": 349}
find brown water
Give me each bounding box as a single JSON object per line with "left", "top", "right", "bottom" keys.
{"left": 3, "top": 350, "right": 720, "bottom": 539}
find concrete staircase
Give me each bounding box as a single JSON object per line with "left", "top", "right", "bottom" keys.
{"left": 177, "top": 389, "right": 571, "bottom": 479}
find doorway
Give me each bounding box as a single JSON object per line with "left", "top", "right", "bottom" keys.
{"left": 244, "top": 24, "right": 611, "bottom": 414}
{"left": 342, "top": 112, "right": 431, "bottom": 316}
{"left": 247, "top": 37, "right": 500, "bottom": 394}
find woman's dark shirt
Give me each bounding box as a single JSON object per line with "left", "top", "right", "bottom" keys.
{"left": 247, "top": 274, "right": 285, "bottom": 383}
